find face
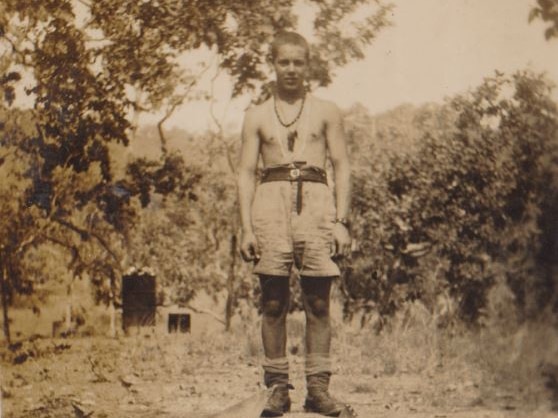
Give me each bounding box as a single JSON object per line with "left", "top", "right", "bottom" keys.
{"left": 272, "top": 44, "right": 308, "bottom": 94}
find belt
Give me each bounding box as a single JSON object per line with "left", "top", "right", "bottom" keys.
{"left": 260, "top": 163, "right": 328, "bottom": 214}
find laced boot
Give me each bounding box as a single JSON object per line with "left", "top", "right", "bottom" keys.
{"left": 261, "top": 371, "right": 292, "bottom": 417}
{"left": 304, "top": 372, "right": 345, "bottom": 417}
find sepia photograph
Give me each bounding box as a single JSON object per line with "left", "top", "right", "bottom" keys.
{"left": 1, "top": 1, "right": 557, "bottom": 417}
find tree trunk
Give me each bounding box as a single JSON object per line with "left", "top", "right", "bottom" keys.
{"left": 109, "top": 299, "right": 116, "bottom": 338}
{"left": 0, "top": 252, "right": 11, "bottom": 344}
{"left": 109, "top": 272, "right": 117, "bottom": 338}
{"left": 225, "top": 233, "right": 237, "bottom": 332}
{"left": 65, "top": 281, "right": 73, "bottom": 333}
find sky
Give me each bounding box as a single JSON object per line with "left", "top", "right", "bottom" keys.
{"left": 142, "top": 0, "right": 558, "bottom": 133}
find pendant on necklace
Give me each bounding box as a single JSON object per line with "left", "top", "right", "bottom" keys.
{"left": 287, "top": 130, "right": 297, "bottom": 152}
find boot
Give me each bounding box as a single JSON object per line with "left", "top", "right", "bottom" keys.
{"left": 304, "top": 372, "right": 345, "bottom": 417}
{"left": 261, "top": 371, "right": 292, "bottom": 417}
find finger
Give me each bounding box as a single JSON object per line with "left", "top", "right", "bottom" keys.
{"left": 338, "top": 241, "right": 349, "bottom": 258}
{"left": 240, "top": 247, "right": 253, "bottom": 262}
{"left": 252, "top": 242, "right": 261, "bottom": 260}
{"left": 332, "top": 240, "right": 343, "bottom": 259}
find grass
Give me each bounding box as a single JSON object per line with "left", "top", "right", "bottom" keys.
{"left": 2, "top": 288, "right": 557, "bottom": 415}
{"left": 351, "top": 382, "right": 376, "bottom": 394}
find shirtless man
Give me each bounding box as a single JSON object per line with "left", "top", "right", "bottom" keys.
{"left": 237, "top": 31, "right": 352, "bottom": 417}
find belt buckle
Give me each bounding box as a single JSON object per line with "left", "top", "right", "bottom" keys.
{"left": 290, "top": 168, "right": 300, "bottom": 179}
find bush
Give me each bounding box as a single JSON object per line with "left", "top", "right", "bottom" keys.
{"left": 345, "top": 71, "right": 558, "bottom": 326}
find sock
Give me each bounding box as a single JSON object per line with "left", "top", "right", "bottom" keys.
{"left": 263, "top": 356, "right": 289, "bottom": 375}
{"left": 305, "top": 352, "right": 332, "bottom": 376}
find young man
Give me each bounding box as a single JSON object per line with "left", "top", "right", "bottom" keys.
{"left": 237, "top": 31, "right": 352, "bottom": 417}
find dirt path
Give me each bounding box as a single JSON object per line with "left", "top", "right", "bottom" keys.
{"left": 0, "top": 334, "right": 553, "bottom": 418}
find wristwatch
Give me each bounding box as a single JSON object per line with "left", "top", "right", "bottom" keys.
{"left": 334, "top": 218, "right": 351, "bottom": 229}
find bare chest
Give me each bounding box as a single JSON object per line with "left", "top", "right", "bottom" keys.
{"left": 253, "top": 96, "right": 331, "bottom": 166}
{"left": 259, "top": 118, "right": 324, "bottom": 147}
{"left": 259, "top": 110, "right": 327, "bottom": 162}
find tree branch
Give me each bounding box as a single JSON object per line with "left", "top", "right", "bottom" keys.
{"left": 209, "top": 59, "right": 237, "bottom": 175}
{"left": 53, "top": 217, "right": 119, "bottom": 262}
{"left": 43, "top": 235, "right": 84, "bottom": 271}
{"left": 75, "top": 0, "right": 92, "bottom": 8}
{"left": 156, "top": 57, "right": 216, "bottom": 154}
{"left": 183, "top": 303, "right": 226, "bottom": 326}
{"left": 1, "top": 33, "right": 32, "bottom": 67}
{"left": 15, "top": 232, "right": 42, "bottom": 255}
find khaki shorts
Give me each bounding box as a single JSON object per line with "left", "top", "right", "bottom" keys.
{"left": 251, "top": 181, "right": 340, "bottom": 277}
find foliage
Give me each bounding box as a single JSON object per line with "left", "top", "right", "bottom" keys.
{"left": 345, "top": 71, "right": 558, "bottom": 326}
{"left": 530, "top": 0, "right": 558, "bottom": 40}
{"left": 0, "top": 109, "right": 38, "bottom": 299}
{"left": 125, "top": 129, "right": 255, "bottom": 318}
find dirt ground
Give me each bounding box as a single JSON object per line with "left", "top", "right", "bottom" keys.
{"left": 1, "top": 322, "right": 555, "bottom": 418}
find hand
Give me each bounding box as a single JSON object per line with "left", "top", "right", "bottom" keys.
{"left": 332, "top": 223, "right": 352, "bottom": 259}
{"left": 240, "top": 230, "right": 260, "bottom": 262}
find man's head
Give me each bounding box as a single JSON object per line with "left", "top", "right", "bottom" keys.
{"left": 269, "top": 31, "right": 310, "bottom": 96}
{"left": 269, "top": 31, "right": 310, "bottom": 62}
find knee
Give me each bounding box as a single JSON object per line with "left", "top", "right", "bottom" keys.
{"left": 306, "top": 297, "right": 329, "bottom": 319}
{"left": 262, "top": 299, "right": 287, "bottom": 319}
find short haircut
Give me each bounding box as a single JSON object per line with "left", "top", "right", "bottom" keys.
{"left": 269, "top": 31, "right": 310, "bottom": 62}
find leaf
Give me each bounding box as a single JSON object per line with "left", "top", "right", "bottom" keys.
{"left": 528, "top": 7, "right": 540, "bottom": 23}
{"left": 544, "top": 26, "right": 557, "bottom": 39}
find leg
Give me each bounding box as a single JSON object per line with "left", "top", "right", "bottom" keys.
{"left": 260, "top": 275, "right": 290, "bottom": 359}
{"left": 259, "top": 275, "right": 292, "bottom": 417}
{"left": 300, "top": 276, "right": 332, "bottom": 355}
{"left": 301, "top": 276, "right": 344, "bottom": 417}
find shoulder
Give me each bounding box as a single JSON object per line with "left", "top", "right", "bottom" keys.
{"left": 244, "top": 98, "right": 272, "bottom": 122}
{"left": 242, "top": 99, "right": 272, "bottom": 139}
{"left": 309, "top": 95, "right": 342, "bottom": 120}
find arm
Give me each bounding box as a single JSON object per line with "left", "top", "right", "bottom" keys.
{"left": 237, "top": 107, "right": 261, "bottom": 262}
{"left": 325, "top": 103, "right": 352, "bottom": 258}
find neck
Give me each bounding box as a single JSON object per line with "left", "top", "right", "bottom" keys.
{"left": 276, "top": 87, "right": 305, "bottom": 104}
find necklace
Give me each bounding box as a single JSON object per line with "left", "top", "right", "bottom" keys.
{"left": 274, "top": 94, "right": 306, "bottom": 128}
{"left": 274, "top": 94, "right": 306, "bottom": 152}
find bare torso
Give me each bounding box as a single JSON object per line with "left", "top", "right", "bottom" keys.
{"left": 253, "top": 95, "right": 332, "bottom": 168}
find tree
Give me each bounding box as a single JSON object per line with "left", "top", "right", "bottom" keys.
{"left": 0, "top": 109, "right": 36, "bottom": 343}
